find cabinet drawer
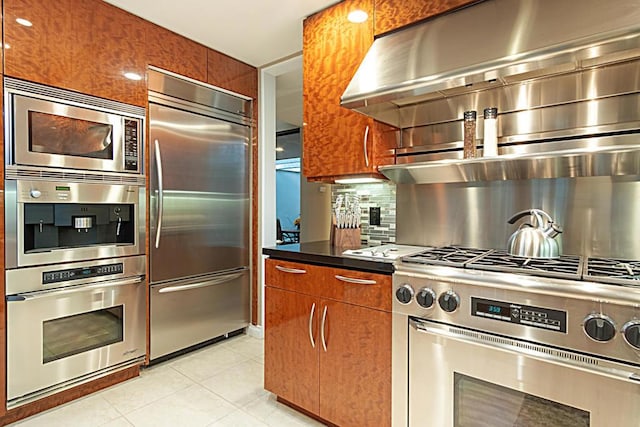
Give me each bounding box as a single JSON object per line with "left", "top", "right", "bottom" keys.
{"left": 265, "top": 259, "right": 323, "bottom": 294}
{"left": 320, "top": 268, "right": 392, "bottom": 312}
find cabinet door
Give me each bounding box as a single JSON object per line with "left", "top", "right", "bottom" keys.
{"left": 374, "top": 0, "right": 478, "bottom": 36}
{"left": 302, "top": 0, "right": 377, "bottom": 179}
{"left": 264, "top": 287, "right": 319, "bottom": 414}
{"left": 319, "top": 300, "right": 392, "bottom": 427}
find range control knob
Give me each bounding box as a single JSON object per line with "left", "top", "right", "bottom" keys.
{"left": 622, "top": 320, "right": 640, "bottom": 349}
{"left": 583, "top": 314, "right": 616, "bottom": 342}
{"left": 438, "top": 290, "right": 460, "bottom": 313}
{"left": 30, "top": 189, "right": 42, "bottom": 198}
{"left": 395, "top": 284, "right": 414, "bottom": 305}
{"left": 416, "top": 288, "right": 436, "bottom": 308}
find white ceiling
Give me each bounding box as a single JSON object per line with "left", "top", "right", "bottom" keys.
{"left": 103, "top": 0, "right": 338, "bottom": 67}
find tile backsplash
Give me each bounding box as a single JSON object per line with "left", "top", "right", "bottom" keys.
{"left": 332, "top": 182, "right": 396, "bottom": 245}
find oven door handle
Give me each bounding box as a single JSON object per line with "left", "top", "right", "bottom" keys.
{"left": 6, "top": 276, "right": 144, "bottom": 302}
{"left": 154, "top": 139, "right": 164, "bottom": 249}
{"left": 409, "top": 318, "right": 640, "bottom": 384}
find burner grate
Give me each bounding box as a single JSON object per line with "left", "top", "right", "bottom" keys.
{"left": 401, "top": 246, "right": 491, "bottom": 267}
{"left": 585, "top": 258, "right": 640, "bottom": 286}
{"left": 467, "top": 250, "right": 583, "bottom": 280}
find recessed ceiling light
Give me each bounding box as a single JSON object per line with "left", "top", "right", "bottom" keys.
{"left": 123, "top": 72, "right": 142, "bottom": 81}
{"left": 347, "top": 10, "right": 368, "bottom": 23}
{"left": 16, "top": 18, "right": 33, "bottom": 27}
{"left": 275, "top": 147, "right": 284, "bottom": 152}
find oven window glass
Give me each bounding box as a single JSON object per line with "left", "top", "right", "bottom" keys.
{"left": 28, "top": 111, "right": 114, "bottom": 160}
{"left": 24, "top": 203, "right": 135, "bottom": 252}
{"left": 454, "top": 373, "right": 589, "bottom": 427}
{"left": 43, "top": 306, "right": 124, "bottom": 363}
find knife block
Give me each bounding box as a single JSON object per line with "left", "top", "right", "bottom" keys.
{"left": 331, "top": 225, "right": 361, "bottom": 248}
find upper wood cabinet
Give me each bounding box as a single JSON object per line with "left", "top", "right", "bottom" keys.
{"left": 4, "top": 0, "right": 147, "bottom": 106}
{"left": 374, "top": 0, "right": 479, "bottom": 36}
{"left": 207, "top": 49, "right": 258, "bottom": 100}
{"left": 303, "top": 0, "right": 397, "bottom": 181}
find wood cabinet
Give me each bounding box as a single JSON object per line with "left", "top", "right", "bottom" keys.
{"left": 302, "top": 0, "right": 397, "bottom": 181}
{"left": 374, "top": 0, "right": 479, "bottom": 36}
{"left": 264, "top": 259, "right": 391, "bottom": 427}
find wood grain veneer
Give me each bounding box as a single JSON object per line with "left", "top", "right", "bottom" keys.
{"left": 0, "top": 366, "right": 140, "bottom": 426}
{"left": 319, "top": 300, "right": 391, "bottom": 427}
{"left": 264, "top": 287, "right": 320, "bottom": 414}
{"left": 0, "top": 73, "right": 6, "bottom": 418}
{"left": 145, "top": 22, "right": 208, "bottom": 83}
{"left": 320, "top": 267, "right": 392, "bottom": 312}
{"left": 265, "top": 259, "right": 323, "bottom": 296}
{"left": 207, "top": 49, "right": 258, "bottom": 99}
{"left": 4, "top": 0, "right": 147, "bottom": 106}
{"left": 374, "top": 0, "right": 479, "bottom": 36}
{"left": 251, "top": 99, "right": 259, "bottom": 326}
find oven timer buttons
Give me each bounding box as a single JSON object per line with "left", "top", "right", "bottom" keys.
{"left": 622, "top": 320, "right": 640, "bottom": 349}
{"left": 416, "top": 288, "right": 436, "bottom": 308}
{"left": 583, "top": 314, "right": 616, "bottom": 342}
{"left": 396, "top": 284, "right": 414, "bottom": 305}
{"left": 438, "top": 290, "right": 460, "bottom": 313}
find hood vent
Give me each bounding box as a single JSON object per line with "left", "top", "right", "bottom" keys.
{"left": 341, "top": 0, "right": 640, "bottom": 129}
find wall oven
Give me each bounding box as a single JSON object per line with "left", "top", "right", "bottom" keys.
{"left": 4, "top": 77, "right": 143, "bottom": 174}
{"left": 392, "top": 248, "right": 640, "bottom": 427}
{"left": 5, "top": 256, "right": 146, "bottom": 408}
{"left": 5, "top": 179, "right": 145, "bottom": 268}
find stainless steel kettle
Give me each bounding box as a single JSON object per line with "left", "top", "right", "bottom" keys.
{"left": 506, "top": 209, "right": 562, "bottom": 258}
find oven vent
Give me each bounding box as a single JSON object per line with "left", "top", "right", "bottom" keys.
{"left": 4, "top": 77, "right": 146, "bottom": 118}
{"left": 447, "top": 326, "right": 600, "bottom": 367}
{"left": 5, "top": 167, "right": 145, "bottom": 186}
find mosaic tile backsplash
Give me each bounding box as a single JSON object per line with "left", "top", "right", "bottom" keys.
{"left": 332, "top": 182, "right": 397, "bottom": 245}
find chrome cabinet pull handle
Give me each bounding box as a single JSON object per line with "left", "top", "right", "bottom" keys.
{"left": 321, "top": 305, "right": 328, "bottom": 352}
{"left": 363, "top": 125, "right": 370, "bottom": 167}
{"left": 309, "top": 303, "right": 316, "bottom": 348}
{"left": 275, "top": 265, "right": 307, "bottom": 274}
{"left": 334, "top": 275, "right": 377, "bottom": 285}
{"left": 154, "top": 139, "right": 164, "bottom": 249}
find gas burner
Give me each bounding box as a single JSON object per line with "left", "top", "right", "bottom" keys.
{"left": 585, "top": 258, "right": 640, "bottom": 286}
{"left": 401, "top": 246, "right": 490, "bottom": 267}
{"left": 467, "top": 250, "right": 583, "bottom": 280}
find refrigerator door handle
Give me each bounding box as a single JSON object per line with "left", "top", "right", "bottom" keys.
{"left": 154, "top": 139, "right": 164, "bottom": 249}
{"left": 157, "top": 270, "right": 247, "bottom": 294}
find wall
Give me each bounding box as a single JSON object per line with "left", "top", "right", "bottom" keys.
{"left": 300, "top": 178, "right": 331, "bottom": 243}
{"left": 332, "top": 182, "right": 397, "bottom": 245}
{"left": 396, "top": 176, "right": 640, "bottom": 259}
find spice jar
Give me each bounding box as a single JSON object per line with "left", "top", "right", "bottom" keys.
{"left": 483, "top": 107, "right": 498, "bottom": 157}
{"left": 463, "top": 110, "right": 477, "bottom": 159}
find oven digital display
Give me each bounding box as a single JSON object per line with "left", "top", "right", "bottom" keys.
{"left": 55, "top": 186, "right": 71, "bottom": 191}
{"left": 472, "top": 297, "right": 567, "bottom": 333}
{"left": 43, "top": 263, "right": 124, "bottom": 284}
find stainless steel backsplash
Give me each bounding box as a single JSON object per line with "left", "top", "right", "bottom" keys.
{"left": 396, "top": 177, "right": 640, "bottom": 259}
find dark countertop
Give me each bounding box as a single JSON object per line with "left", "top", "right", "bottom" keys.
{"left": 262, "top": 240, "right": 394, "bottom": 274}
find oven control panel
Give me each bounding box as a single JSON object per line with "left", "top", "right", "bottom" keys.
{"left": 124, "top": 118, "right": 140, "bottom": 172}
{"left": 43, "top": 263, "right": 124, "bottom": 284}
{"left": 472, "top": 297, "right": 567, "bottom": 333}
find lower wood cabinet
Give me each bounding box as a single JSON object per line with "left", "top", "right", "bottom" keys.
{"left": 264, "top": 259, "right": 391, "bottom": 427}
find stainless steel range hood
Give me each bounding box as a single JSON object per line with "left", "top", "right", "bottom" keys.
{"left": 341, "top": 0, "right": 640, "bottom": 129}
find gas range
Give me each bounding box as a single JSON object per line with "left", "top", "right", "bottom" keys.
{"left": 393, "top": 245, "right": 640, "bottom": 367}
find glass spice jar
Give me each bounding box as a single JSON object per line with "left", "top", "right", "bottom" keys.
{"left": 463, "top": 110, "right": 477, "bottom": 159}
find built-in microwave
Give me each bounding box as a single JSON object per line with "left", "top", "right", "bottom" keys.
{"left": 4, "top": 77, "right": 144, "bottom": 174}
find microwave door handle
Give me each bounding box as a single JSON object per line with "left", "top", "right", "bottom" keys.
{"left": 154, "top": 139, "right": 164, "bottom": 249}
{"left": 6, "top": 276, "right": 144, "bottom": 301}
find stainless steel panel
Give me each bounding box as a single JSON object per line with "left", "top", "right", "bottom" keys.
{"left": 6, "top": 276, "right": 146, "bottom": 404}
{"left": 341, "top": 0, "right": 640, "bottom": 127}
{"left": 408, "top": 319, "right": 640, "bottom": 427}
{"left": 148, "top": 69, "right": 252, "bottom": 123}
{"left": 4, "top": 180, "right": 145, "bottom": 269}
{"left": 395, "top": 176, "right": 640, "bottom": 259}
{"left": 149, "top": 269, "right": 250, "bottom": 360}
{"left": 149, "top": 102, "right": 249, "bottom": 283}
{"left": 5, "top": 255, "right": 145, "bottom": 295}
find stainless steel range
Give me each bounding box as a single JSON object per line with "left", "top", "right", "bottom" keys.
{"left": 392, "top": 246, "right": 640, "bottom": 427}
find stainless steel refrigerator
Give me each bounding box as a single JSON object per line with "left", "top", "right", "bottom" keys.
{"left": 148, "top": 70, "right": 251, "bottom": 361}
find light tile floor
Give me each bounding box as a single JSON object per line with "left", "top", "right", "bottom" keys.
{"left": 10, "top": 334, "right": 325, "bottom": 427}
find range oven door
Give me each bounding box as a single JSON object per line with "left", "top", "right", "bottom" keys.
{"left": 409, "top": 318, "right": 640, "bottom": 427}
{"left": 5, "top": 179, "right": 145, "bottom": 268}
{"left": 6, "top": 274, "right": 146, "bottom": 407}
{"left": 7, "top": 91, "right": 142, "bottom": 174}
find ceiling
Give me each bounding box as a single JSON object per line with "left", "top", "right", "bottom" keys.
{"left": 103, "top": 0, "right": 338, "bottom": 67}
